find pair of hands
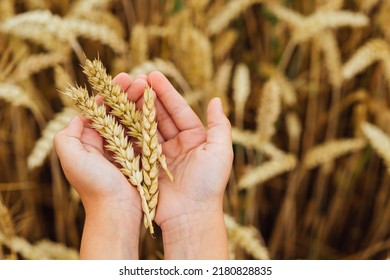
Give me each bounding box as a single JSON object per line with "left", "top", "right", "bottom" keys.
{"left": 54, "top": 71, "right": 233, "bottom": 259}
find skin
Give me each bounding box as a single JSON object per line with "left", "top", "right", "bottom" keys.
{"left": 54, "top": 71, "right": 233, "bottom": 259}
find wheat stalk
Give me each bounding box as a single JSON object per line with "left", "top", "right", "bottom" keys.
{"left": 303, "top": 138, "right": 366, "bottom": 169}
{"left": 83, "top": 58, "right": 173, "bottom": 182}
{"left": 63, "top": 85, "right": 154, "bottom": 234}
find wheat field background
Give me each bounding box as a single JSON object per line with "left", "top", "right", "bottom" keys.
{"left": 1, "top": 0, "right": 390, "bottom": 260}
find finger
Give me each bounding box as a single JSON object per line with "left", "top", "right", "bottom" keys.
{"left": 147, "top": 71, "right": 204, "bottom": 131}
{"left": 112, "top": 72, "right": 132, "bottom": 92}
{"left": 54, "top": 116, "right": 85, "bottom": 162}
{"left": 155, "top": 97, "right": 179, "bottom": 140}
{"left": 126, "top": 78, "right": 148, "bottom": 104}
{"left": 205, "top": 98, "right": 233, "bottom": 161}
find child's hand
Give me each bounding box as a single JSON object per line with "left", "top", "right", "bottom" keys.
{"left": 118, "top": 72, "right": 233, "bottom": 259}
{"left": 53, "top": 76, "right": 148, "bottom": 259}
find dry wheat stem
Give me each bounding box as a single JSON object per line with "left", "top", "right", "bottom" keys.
{"left": 83, "top": 58, "right": 173, "bottom": 182}
{"left": 63, "top": 85, "right": 154, "bottom": 234}
{"left": 141, "top": 87, "right": 159, "bottom": 228}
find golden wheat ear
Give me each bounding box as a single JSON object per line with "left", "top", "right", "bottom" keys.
{"left": 63, "top": 85, "right": 154, "bottom": 235}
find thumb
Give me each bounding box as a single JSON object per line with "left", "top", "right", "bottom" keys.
{"left": 206, "top": 98, "right": 233, "bottom": 159}
{"left": 54, "top": 116, "right": 85, "bottom": 162}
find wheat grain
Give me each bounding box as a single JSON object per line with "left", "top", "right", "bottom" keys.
{"left": 303, "top": 138, "right": 366, "bottom": 169}
{"left": 28, "top": 107, "right": 77, "bottom": 170}
{"left": 224, "top": 214, "right": 270, "bottom": 260}
{"left": 238, "top": 155, "right": 297, "bottom": 189}
{"left": 257, "top": 79, "right": 281, "bottom": 142}
{"left": 361, "top": 122, "right": 390, "bottom": 172}
{"left": 141, "top": 87, "right": 159, "bottom": 229}
{"left": 233, "top": 63, "right": 250, "bottom": 127}
{"left": 63, "top": 85, "right": 154, "bottom": 234}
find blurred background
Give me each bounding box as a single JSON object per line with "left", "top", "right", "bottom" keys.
{"left": 1, "top": 0, "right": 390, "bottom": 260}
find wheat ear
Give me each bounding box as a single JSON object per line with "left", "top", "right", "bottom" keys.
{"left": 303, "top": 138, "right": 366, "bottom": 169}
{"left": 83, "top": 58, "right": 173, "bottom": 182}
{"left": 224, "top": 214, "right": 270, "bottom": 260}
{"left": 141, "top": 87, "right": 160, "bottom": 228}
{"left": 82, "top": 58, "right": 142, "bottom": 139}
{"left": 63, "top": 85, "right": 154, "bottom": 234}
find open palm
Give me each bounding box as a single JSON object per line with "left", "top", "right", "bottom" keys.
{"left": 116, "top": 71, "right": 233, "bottom": 228}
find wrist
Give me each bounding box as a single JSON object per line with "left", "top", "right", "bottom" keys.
{"left": 160, "top": 209, "right": 228, "bottom": 259}
{"left": 80, "top": 199, "right": 142, "bottom": 259}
